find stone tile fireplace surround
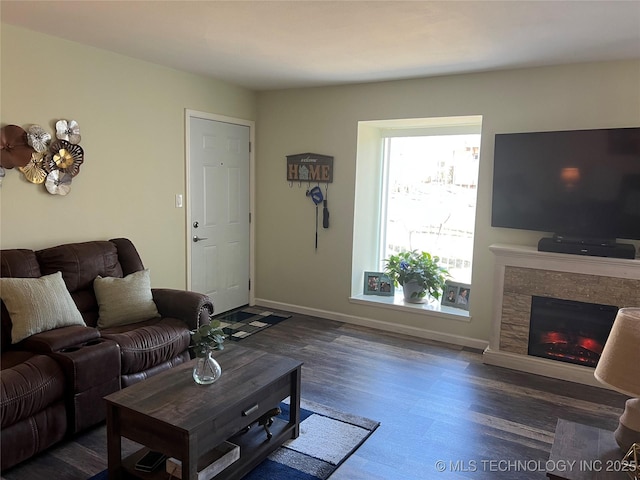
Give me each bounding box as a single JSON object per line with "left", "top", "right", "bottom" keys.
{"left": 483, "top": 243, "right": 640, "bottom": 387}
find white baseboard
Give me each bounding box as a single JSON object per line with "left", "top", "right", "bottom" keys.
{"left": 482, "top": 346, "right": 604, "bottom": 388}
{"left": 254, "top": 298, "right": 488, "bottom": 350}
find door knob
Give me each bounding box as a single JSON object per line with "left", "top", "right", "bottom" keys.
{"left": 193, "top": 236, "right": 208, "bottom": 242}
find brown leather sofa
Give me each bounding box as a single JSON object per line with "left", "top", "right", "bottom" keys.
{"left": 0, "top": 238, "right": 214, "bottom": 471}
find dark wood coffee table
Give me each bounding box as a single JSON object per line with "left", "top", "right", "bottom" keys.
{"left": 105, "top": 343, "right": 302, "bottom": 480}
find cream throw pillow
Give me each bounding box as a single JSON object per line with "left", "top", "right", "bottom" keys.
{"left": 94, "top": 269, "right": 160, "bottom": 329}
{"left": 0, "top": 271, "right": 86, "bottom": 344}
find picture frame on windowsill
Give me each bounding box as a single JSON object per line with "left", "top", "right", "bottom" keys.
{"left": 442, "top": 281, "right": 470, "bottom": 311}
{"left": 363, "top": 271, "right": 395, "bottom": 296}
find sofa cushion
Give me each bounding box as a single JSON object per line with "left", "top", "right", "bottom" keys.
{"left": 100, "top": 317, "right": 191, "bottom": 375}
{"left": 94, "top": 269, "right": 160, "bottom": 329}
{"left": 0, "top": 350, "right": 66, "bottom": 427}
{"left": 36, "top": 241, "right": 123, "bottom": 293}
{"left": 109, "top": 238, "right": 145, "bottom": 276}
{"left": 0, "top": 272, "right": 86, "bottom": 344}
{"left": 1, "top": 248, "right": 42, "bottom": 351}
{"left": 0, "top": 249, "right": 41, "bottom": 278}
{"left": 0, "top": 400, "right": 67, "bottom": 471}
{"left": 120, "top": 353, "right": 190, "bottom": 388}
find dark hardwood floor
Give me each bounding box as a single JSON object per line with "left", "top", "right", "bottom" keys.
{"left": 1, "top": 311, "right": 628, "bottom": 479}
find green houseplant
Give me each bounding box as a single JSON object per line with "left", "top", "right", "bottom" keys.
{"left": 191, "top": 320, "right": 226, "bottom": 357}
{"left": 191, "top": 320, "right": 226, "bottom": 384}
{"left": 384, "top": 250, "right": 448, "bottom": 303}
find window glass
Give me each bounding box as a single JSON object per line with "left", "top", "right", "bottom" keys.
{"left": 381, "top": 134, "right": 480, "bottom": 283}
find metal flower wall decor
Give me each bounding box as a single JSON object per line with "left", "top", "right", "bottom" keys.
{"left": 0, "top": 119, "right": 84, "bottom": 195}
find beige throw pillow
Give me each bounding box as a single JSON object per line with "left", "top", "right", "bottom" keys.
{"left": 0, "top": 271, "right": 86, "bottom": 344}
{"left": 94, "top": 269, "right": 160, "bottom": 329}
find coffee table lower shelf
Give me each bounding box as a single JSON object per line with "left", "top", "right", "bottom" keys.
{"left": 120, "top": 418, "right": 295, "bottom": 480}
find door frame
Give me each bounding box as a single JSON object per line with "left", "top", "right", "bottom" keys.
{"left": 185, "top": 109, "right": 255, "bottom": 307}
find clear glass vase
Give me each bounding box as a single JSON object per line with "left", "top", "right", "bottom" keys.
{"left": 192, "top": 350, "right": 222, "bottom": 385}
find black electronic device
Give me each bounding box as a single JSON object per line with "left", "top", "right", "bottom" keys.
{"left": 135, "top": 451, "right": 167, "bottom": 472}
{"left": 491, "top": 127, "right": 640, "bottom": 250}
{"left": 537, "top": 237, "right": 636, "bottom": 259}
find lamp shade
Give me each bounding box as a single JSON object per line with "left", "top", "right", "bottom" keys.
{"left": 594, "top": 308, "right": 640, "bottom": 398}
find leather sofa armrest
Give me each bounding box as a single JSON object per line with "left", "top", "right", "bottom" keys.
{"left": 21, "top": 326, "right": 101, "bottom": 353}
{"left": 151, "top": 289, "right": 214, "bottom": 331}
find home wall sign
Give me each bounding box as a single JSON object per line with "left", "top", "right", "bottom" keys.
{"left": 286, "top": 153, "right": 333, "bottom": 184}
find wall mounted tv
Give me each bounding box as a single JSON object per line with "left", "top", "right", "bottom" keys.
{"left": 491, "top": 127, "right": 640, "bottom": 248}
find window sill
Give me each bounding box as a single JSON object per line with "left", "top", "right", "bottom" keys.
{"left": 349, "top": 292, "right": 471, "bottom": 322}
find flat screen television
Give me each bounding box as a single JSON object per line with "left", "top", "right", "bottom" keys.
{"left": 491, "top": 127, "right": 640, "bottom": 244}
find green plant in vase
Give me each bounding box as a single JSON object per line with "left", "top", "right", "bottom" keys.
{"left": 190, "top": 320, "right": 226, "bottom": 384}
{"left": 384, "top": 250, "right": 448, "bottom": 303}
{"left": 191, "top": 320, "right": 226, "bottom": 357}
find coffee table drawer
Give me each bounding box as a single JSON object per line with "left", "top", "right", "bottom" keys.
{"left": 197, "top": 374, "right": 292, "bottom": 454}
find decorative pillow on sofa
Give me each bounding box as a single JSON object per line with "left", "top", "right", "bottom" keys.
{"left": 0, "top": 271, "right": 86, "bottom": 344}
{"left": 94, "top": 269, "right": 160, "bottom": 329}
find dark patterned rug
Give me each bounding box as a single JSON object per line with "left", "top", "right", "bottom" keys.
{"left": 216, "top": 307, "right": 291, "bottom": 341}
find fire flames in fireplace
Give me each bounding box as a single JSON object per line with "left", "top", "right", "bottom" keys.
{"left": 537, "top": 331, "right": 604, "bottom": 367}
{"left": 528, "top": 296, "right": 617, "bottom": 368}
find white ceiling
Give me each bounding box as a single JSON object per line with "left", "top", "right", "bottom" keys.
{"left": 2, "top": 1, "right": 639, "bottom": 91}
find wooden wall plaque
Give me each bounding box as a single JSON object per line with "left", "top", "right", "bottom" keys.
{"left": 286, "top": 153, "right": 333, "bottom": 183}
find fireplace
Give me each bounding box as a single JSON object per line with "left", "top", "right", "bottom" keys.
{"left": 485, "top": 244, "right": 640, "bottom": 386}
{"left": 528, "top": 296, "right": 618, "bottom": 368}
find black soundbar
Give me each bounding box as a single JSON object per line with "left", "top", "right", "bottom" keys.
{"left": 538, "top": 237, "right": 636, "bottom": 259}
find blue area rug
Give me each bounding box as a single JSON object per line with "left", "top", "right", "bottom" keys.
{"left": 88, "top": 399, "right": 378, "bottom": 480}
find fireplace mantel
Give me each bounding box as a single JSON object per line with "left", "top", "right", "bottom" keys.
{"left": 483, "top": 243, "right": 640, "bottom": 387}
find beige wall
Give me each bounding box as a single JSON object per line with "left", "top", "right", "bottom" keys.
{"left": 0, "top": 24, "right": 256, "bottom": 289}
{"left": 2, "top": 22, "right": 639, "bottom": 344}
{"left": 255, "top": 61, "right": 640, "bottom": 343}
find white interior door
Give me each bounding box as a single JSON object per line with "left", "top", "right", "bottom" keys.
{"left": 188, "top": 116, "right": 250, "bottom": 314}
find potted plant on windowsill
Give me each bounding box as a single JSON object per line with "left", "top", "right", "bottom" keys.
{"left": 191, "top": 320, "right": 226, "bottom": 385}
{"left": 384, "top": 250, "right": 449, "bottom": 304}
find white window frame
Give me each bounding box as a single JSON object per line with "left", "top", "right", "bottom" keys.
{"left": 350, "top": 115, "right": 482, "bottom": 320}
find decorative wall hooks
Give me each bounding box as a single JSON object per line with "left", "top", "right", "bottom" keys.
{"left": 0, "top": 119, "right": 84, "bottom": 195}
{"left": 286, "top": 153, "right": 334, "bottom": 250}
